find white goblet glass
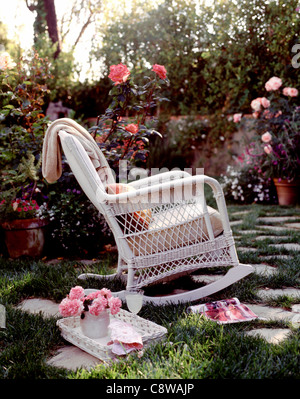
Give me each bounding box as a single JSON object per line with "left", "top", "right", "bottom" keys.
{"left": 125, "top": 290, "right": 144, "bottom": 314}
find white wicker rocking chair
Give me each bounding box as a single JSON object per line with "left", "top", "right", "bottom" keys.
{"left": 44, "top": 118, "right": 253, "bottom": 305}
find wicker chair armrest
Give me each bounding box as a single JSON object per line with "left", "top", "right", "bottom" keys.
{"left": 128, "top": 170, "right": 191, "bottom": 189}
{"left": 96, "top": 174, "right": 221, "bottom": 203}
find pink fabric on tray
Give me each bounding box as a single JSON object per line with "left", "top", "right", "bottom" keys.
{"left": 107, "top": 319, "right": 143, "bottom": 356}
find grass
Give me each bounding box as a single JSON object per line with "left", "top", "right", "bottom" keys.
{"left": 0, "top": 204, "right": 300, "bottom": 379}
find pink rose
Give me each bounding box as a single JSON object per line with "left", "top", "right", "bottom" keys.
{"left": 264, "top": 144, "right": 273, "bottom": 154}
{"left": 59, "top": 298, "right": 84, "bottom": 317}
{"left": 282, "top": 87, "right": 298, "bottom": 97}
{"left": 108, "top": 63, "right": 130, "bottom": 85}
{"left": 69, "top": 286, "right": 85, "bottom": 300}
{"left": 100, "top": 288, "right": 112, "bottom": 298}
{"left": 108, "top": 296, "right": 122, "bottom": 315}
{"left": 89, "top": 296, "right": 107, "bottom": 316}
{"left": 261, "top": 97, "right": 270, "bottom": 108}
{"left": 152, "top": 64, "right": 167, "bottom": 80}
{"left": 233, "top": 113, "right": 242, "bottom": 123}
{"left": 125, "top": 123, "right": 139, "bottom": 134}
{"left": 251, "top": 98, "right": 262, "bottom": 111}
{"left": 265, "top": 76, "right": 282, "bottom": 91}
{"left": 261, "top": 132, "right": 272, "bottom": 143}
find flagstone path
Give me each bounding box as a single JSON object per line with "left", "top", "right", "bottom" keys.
{"left": 15, "top": 210, "right": 300, "bottom": 371}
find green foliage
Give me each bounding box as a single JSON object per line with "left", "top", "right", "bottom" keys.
{"left": 0, "top": 51, "right": 53, "bottom": 218}
{"left": 46, "top": 186, "right": 111, "bottom": 256}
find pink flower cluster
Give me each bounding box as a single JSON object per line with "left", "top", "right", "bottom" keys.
{"left": 59, "top": 286, "right": 122, "bottom": 317}
{"left": 265, "top": 76, "right": 298, "bottom": 97}
{"left": 233, "top": 76, "right": 298, "bottom": 123}
{"left": 108, "top": 63, "right": 167, "bottom": 85}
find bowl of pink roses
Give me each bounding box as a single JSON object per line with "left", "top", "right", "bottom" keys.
{"left": 59, "top": 286, "right": 122, "bottom": 339}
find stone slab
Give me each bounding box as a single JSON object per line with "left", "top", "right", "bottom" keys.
{"left": 246, "top": 303, "right": 298, "bottom": 324}
{"left": 47, "top": 346, "right": 102, "bottom": 371}
{"left": 257, "top": 216, "right": 299, "bottom": 223}
{"left": 245, "top": 328, "right": 291, "bottom": 344}
{"left": 257, "top": 288, "right": 300, "bottom": 300}
{"left": 283, "top": 223, "right": 300, "bottom": 230}
{"left": 16, "top": 298, "right": 60, "bottom": 318}
{"left": 230, "top": 220, "right": 243, "bottom": 226}
{"left": 251, "top": 264, "right": 277, "bottom": 276}
{"left": 270, "top": 243, "right": 300, "bottom": 251}
{"left": 237, "top": 247, "right": 257, "bottom": 252}
{"left": 259, "top": 225, "right": 293, "bottom": 232}
{"left": 255, "top": 236, "right": 286, "bottom": 241}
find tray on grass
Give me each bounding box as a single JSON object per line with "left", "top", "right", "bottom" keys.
{"left": 57, "top": 309, "right": 167, "bottom": 361}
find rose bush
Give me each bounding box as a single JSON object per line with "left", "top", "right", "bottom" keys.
{"left": 91, "top": 62, "right": 169, "bottom": 178}
{"left": 233, "top": 76, "right": 300, "bottom": 183}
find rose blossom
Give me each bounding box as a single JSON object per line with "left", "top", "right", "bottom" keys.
{"left": 264, "top": 144, "right": 273, "bottom": 154}
{"left": 261, "top": 132, "right": 272, "bottom": 143}
{"left": 251, "top": 98, "right": 262, "bottom": 111}
{"left": 0, "top": 52, "right": 16, "bottom": 70}
{"left": 283, "top": 87, "right": 298, "bottom": 97}
{"left": 261, "top": 97, "right": 270, "bottom": 108}
{"left": 152, "top": 64, "right": 167, "bottom": 80}
{"left": 265, "top": 76, "right": 282, "bottom": 91}
{"left": 108, "top": 63, "right": 130, "bottom": 85}
{"left": 100, "top": 288, "right": 112, "bottom": 298}
{"left": 59, "top": 298, "right": 84, "bottom": 317}
{"left": 108, "top": 297, "right": 122, "bottom": 315}
{"left": 69, "top": 285, "right": 85, "bottom": 300}
{"left": 89, "top": 296, "right": 107, "bottom": 316}
{"left": 233, "top": 113, "right": 242, "bottom": 123}
{"left": 125, "top": 123, "right": 139, "bottom": 134}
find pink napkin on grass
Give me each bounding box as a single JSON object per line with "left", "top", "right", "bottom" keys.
{"left": 107, "top": 319, "right": 143, "bottom": 356}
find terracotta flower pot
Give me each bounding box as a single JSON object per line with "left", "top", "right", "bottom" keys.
{"left": 2, "top": 218, "right": 48, "bottom": 258}
{"left": 273, "top": 178, "right": 300, "bottom": 206}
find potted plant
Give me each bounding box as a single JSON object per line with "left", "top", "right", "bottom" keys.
{"left": 0, "top": 179, "right": 49, "bottom": 258}
{"left": 233, "top": 76, "right": 300, "bottom": 205}
{"left": 59, "top": 286, "right": 122, "bottom": 339}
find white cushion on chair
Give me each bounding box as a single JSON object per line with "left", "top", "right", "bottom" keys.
{"left": 127, "top": 204, "right": 224, "bottom": 256}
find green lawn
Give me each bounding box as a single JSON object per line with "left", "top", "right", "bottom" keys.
{"left": 0, "top": 204, "right": 300, "bottom": 379}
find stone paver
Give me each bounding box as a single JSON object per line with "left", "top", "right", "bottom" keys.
{"left": 245, "top": 328, "right": 292, "bottom": 344}
{"left": 270, "top": 243, "right": 300, "bottom": 251}
{"left": 47, "top": 346, "right": 101, "bottom": 371}
{"left": 16, "top": 298, "right": 60, "bottom": 318}
{"left": 239, "top": 230, "right": 263, "bottom": 235}
{"left": 230, "top": 220, "right": 243, "bottom": 226}
{"left": 257, "top": 216, "right": 299, "bottom": 223}
{"left": 260, "top": 225, "right": 293, "bottom": 232}
{"left": 284, "top": 223, "right": 300, "bottom": 230}
{"left": 251, "top": 264, "right": 277, "bottom": 276}
{"left": 255, "top": 235, "right": 286, "bottom": 241}
{"left": 257, "top": 288, "right": 300, "bottom": 301}
{"left": 237, "top": 247, "right": 257, "bottom": 252}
